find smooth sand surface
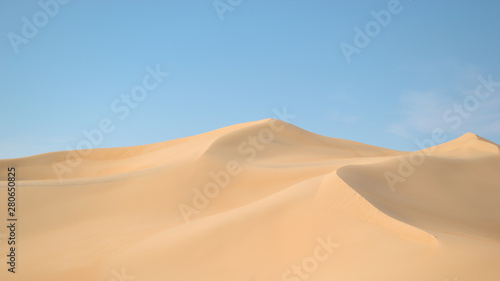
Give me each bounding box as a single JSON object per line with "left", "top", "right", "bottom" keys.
{"left": 1, "top": 119, "right": 499, "bottom": 280}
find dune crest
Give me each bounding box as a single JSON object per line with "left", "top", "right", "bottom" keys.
{"left": 423, "top": 132, "right": 500, "bottom": 157}
{"left": 314, "top": 171, "right": 437, "bottom": 244}
{"left": 1, "top": 119, "right": 499, "bottom": 281}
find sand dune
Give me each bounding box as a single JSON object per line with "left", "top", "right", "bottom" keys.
{"left": 1, "top": 119, "right": 499, "bottom": 281}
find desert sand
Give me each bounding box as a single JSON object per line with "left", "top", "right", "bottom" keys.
{"left": 1, "top": 119, "right": 499, "bottom": 281}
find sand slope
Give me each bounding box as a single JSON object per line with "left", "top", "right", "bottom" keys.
{"left": 1, "top": 119, "right": 499, "bottom": 281}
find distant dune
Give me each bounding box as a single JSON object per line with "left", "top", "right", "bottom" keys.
{"left": 1, "top": 119, "right": 499, "bottom": 281}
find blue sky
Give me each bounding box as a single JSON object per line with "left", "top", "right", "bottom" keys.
{"left": 1, "top": 0, "right": 500, "bottom": 159}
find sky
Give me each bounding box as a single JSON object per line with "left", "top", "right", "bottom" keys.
{"left": 1, "top": 0, "right": 500, "bottom": 159}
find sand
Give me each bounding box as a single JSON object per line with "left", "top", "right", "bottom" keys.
{"left": 1, "top": 118, "right": 499, "bottom": 281}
